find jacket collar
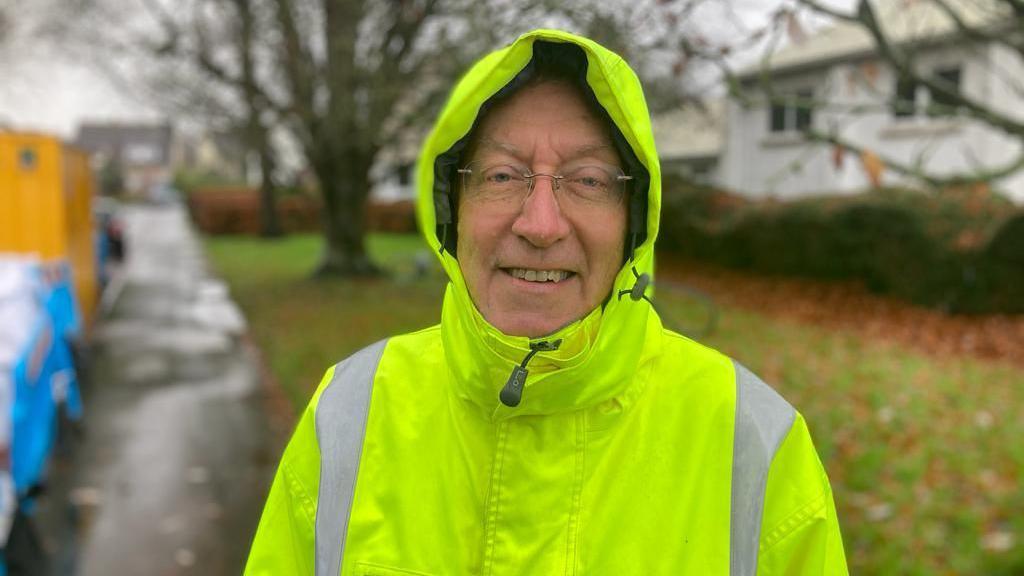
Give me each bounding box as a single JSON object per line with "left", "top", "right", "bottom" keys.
{"left": 440, "top": 261, "right": 663, "bottom": 420}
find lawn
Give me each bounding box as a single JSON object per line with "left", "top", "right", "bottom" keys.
{"left": 206, "top": 232, "right": 1024, "bottom": 575}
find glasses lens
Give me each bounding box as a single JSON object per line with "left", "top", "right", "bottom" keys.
{"left": 460, "top": 163, "right": 628, "bottom": 207}
{"left": 562, "top": 166, "right": 626, "bottom": 205}
{"left": 465, "top": 164, "right": 528, "bottom": 203}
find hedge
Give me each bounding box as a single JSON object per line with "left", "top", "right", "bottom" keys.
{"left": 658, "top": 177, "right": 1023, "bottom": 314}
{"left": 187, "top": 187, "right": 322, "bottom": 235}
{"left": 187, "top": 187, "right": 417, "bottom": 236}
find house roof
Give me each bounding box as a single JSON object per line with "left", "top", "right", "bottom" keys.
{"left": 74, "top": 122, "right": 173, "bottom": 167}
{"left": 739, "top": 0, "right": 1010, "bottom": 78}
{"left": 653, "top": 99, "right": 724, "bottom": 161}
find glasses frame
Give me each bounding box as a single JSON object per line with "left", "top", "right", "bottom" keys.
{"left": 456, "top": 162, "right": 633, "bottom": 206}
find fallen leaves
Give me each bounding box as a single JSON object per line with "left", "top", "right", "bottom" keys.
{"left": 658, "top": 255, "right": 1024, "bottom": 368}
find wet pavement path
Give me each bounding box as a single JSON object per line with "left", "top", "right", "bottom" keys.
{"left": 36, "top": 204, "right": 280, "bottom": 575}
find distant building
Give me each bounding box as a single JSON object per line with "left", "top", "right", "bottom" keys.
{"left": 718, "top": 0, "right": 1024, "bottom": 202}
{"left": 172, "top": 130, "right": 248, "bottom": 184}
{"left": 74, "top": 122, "right": 173, "bottom": 197}
{"left": 653, "top": 100, "right": 725, "bottom": 186}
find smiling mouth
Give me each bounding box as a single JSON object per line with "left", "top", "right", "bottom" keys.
{"left": 503, "top": 268, "right": 574, "bottom": 283}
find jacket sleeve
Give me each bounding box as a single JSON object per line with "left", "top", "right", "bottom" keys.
{"left": 756, "top": 414, "right": 849, "bottom": 576}
{"left": 244, "top": 368, "right": 335, "bottom": 576}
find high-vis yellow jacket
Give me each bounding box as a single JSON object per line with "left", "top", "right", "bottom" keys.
{"left": 246, "top": 29, "right": 848, "bottom": 576}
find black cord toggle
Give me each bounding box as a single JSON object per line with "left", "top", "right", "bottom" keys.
{"left": 499, "top": 339, "right": 563, "bottom": 407}
{"left": 618, "top": 266, "right": 652, "bottom": 303}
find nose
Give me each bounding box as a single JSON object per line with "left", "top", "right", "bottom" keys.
{"left": 511, "top": 175, "right": 571, "bottom": 248}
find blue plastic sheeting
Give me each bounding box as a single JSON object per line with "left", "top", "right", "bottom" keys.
{"left": 40, "top": 263, "right": 83, "bottom": 422}
{"left": 0, "top": 257, "right": 85, "bottom": 502}
{"left": 9, "top": 315, "right": 58, "bottom": 496}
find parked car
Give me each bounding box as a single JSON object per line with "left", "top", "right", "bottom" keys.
{"left": 93, "top": 197, "right": 125, "bottom": 263}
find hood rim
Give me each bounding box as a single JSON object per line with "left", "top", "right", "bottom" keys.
{"left": 416, "top": 28, "right": 662, "bottom": 295}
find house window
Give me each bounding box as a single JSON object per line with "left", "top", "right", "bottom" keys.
{"left": 794, "top": 89, "right": 813, "bottom": 131}
{"left": 928, "top": 66, "right": 961, "bottom": 116}
{"left": 893, "top": 76, "right": 917, "bottom": 118}
{"left": 770, "top": 102, "right": 787, "bottom": 132}
{"left": 397, "top": 163, "right": 412, "bottom": 186}
{"left": 768, "top": 89, "right": 815, "bottom": 133}
{"left": 891, "top": 65, "right": 962, "bottom": 118}
{"left": 125, "top": 144, "right": 160, "bottom": 164}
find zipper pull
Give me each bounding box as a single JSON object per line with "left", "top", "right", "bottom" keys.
{"left": 499, "top": 339, "right": 562, "bottom": 407}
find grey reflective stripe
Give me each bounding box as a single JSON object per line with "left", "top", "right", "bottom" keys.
{"left": 730, "top": 361, "right": 796, "bottom": 576}
{"left": 314, "top": 339, "right": 388, "bottom": 576}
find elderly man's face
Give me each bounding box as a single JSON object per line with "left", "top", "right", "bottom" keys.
{"left": 457, "top": 81, "right": 628, "bottom": 338}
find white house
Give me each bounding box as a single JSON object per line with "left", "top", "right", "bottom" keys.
{"left": 717, "top": 0, "right": 1024, "bottom": 203}
{"left": 653, "top": 100, "right": 725, "bottom": 185}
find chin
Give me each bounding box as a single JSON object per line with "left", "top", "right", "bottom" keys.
{"left": 491, "top": 311, "right": 577, "bottom": 339}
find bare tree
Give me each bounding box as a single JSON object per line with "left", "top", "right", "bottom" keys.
{"left": 225, "top": 0, "right": 283, "bottom": 236}
{"left": 141, "top": 0, "right": 286, "bottom": 237}
{"left": 150, "top": 0, "right": 721, "bottom": 276}
{"left": 262, "top": 0, "right": 519, "bottom": 276}
{"left": 37, "top": 0, "right": 285, "bottom": 236}
{"left": 63, "top": 0, "right": 507, "bottom": 275}
{"left": 783, "top": 0, "right": 1024, "bottom": 187}
{"left": 274, "top": 0, "right": 731, "bottom": 276}
{"left": 47, "top": 0, "right": 719, "bottom": 275}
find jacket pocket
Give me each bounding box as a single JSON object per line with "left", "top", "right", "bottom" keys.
{"left": 355, "top": 561, "right": 435, "bottom": 576}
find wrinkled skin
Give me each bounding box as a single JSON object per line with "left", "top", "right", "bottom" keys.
{"left": 457, "top": 81, "right": 627, "bottom": 338}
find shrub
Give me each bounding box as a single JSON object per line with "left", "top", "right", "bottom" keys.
{"left": 187, "top": 187, "right": 419, "bottom": 236}
{"left": 658, "top": 178, "right": 1020, "bottom": 314}
{"left": 187, "top": 186, "right": 322, "bottom": 235}
{"left": 658, "top": 176, "right": 747, "bottom": 262}
{"left": 971, "top": 213, "right": 1024, "bottom": 314}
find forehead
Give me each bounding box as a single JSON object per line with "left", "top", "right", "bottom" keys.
{"left": 470, "top": 81, "right": 616, "bottom": 159}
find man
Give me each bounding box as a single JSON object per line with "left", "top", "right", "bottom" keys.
{"left": 246, "top": 29, "right": 848, "bottom": 575}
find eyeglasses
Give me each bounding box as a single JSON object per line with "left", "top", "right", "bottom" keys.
{"left": 457, "top": 162, "right": 631, "bottom": 209}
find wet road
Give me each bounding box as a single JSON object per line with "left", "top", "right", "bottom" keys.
{"left": 36, "top": 204, "right": 280, "bottom": 575}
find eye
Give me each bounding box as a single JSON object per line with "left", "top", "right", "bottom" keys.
{"left": 568, "top": 167, "right": 611, "bottom": 189}
{"left": 482, "top": 165, "right": 523, "bottom": 185}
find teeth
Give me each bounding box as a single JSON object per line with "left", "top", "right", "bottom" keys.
{"left": 510, "top": 269, "right": 569, "bottom": 283}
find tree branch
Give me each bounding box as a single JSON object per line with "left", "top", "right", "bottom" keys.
{"left": 793, "top": 0, "right": 858, "bottom": 22}
{"left": 271, "top": 0, "right": 318, "bottom": 130}
{"left": 804, "top": 128, "right": 1024, "bottom": 187}
{"left": 925, "top": 0, "right": 1023, "bottom": 59}
{"left": 367, "top": 0, "right": 442, "bottom": 139}
{"left": 793, "top": 0, "right": 1024, "bottom": 139}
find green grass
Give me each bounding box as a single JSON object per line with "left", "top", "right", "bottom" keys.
{"left": 206, "top": 232, "right": 1024, "bottom": 575}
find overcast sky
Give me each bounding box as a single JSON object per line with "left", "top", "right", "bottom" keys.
{"left": 0, "top": 1, "right": 161, "bottom": 138}
{"left": 0, "top": 56, "right": 161, "bottom": 138}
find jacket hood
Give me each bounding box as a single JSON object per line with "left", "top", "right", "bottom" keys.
{"left": 416, "top": 29, "right": 663, "bottom": 419}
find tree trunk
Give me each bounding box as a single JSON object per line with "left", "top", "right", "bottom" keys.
{"left": 234, "top": 0, "right": 280, "bottom": 238}
{"left": 257, "top": 134, "right": 282, "bottom": 238}
{"left": 311, "top": 147, "right": 383, "bottom": 278}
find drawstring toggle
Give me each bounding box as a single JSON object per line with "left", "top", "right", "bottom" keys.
{"left": 618, "top": 266, "right": 652, "bottom": 303}
{"left": 499, "top": 339, "right": 562, "bottom": 407}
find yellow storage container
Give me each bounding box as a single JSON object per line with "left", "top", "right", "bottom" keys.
{"left": 0, "top": 133, "right": 99, "bottom": 327}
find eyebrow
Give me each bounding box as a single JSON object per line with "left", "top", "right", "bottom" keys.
{"left": 476, "top": 138, "right": 615, "bottom": 162}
